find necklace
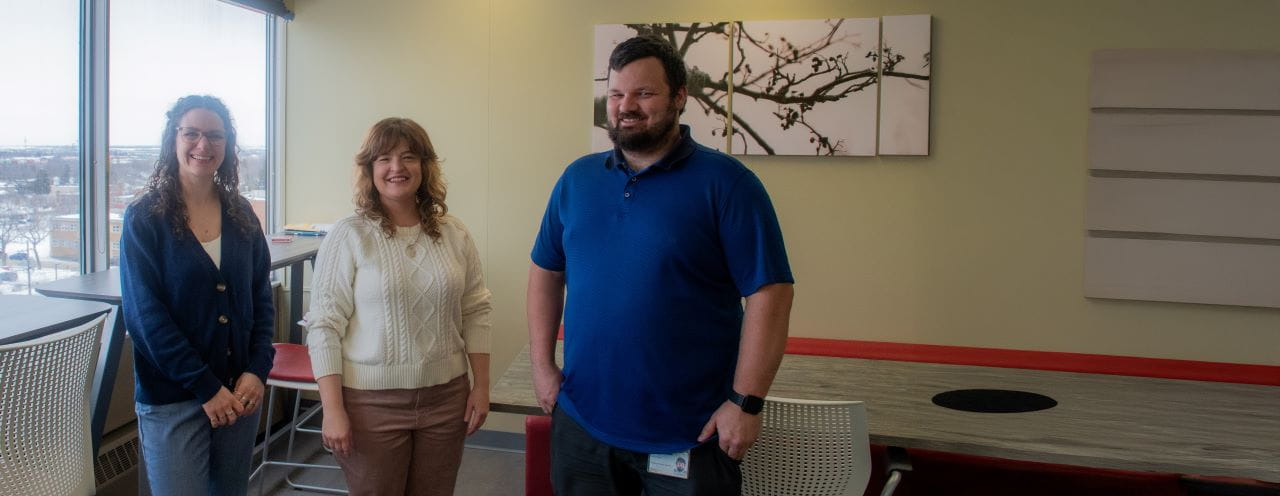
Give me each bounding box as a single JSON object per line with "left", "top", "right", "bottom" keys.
{"left": 403, "top": 226, "right": 425, "bottom": 258}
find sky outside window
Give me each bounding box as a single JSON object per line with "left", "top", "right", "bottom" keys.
{"left": 0, "top": 0, "right": 270, "bottom": 290}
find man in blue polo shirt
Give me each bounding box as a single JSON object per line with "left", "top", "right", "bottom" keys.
{"left": 528, "top": 35, "right": 794, "bottom": 495}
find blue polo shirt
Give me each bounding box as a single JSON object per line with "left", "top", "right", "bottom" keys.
{"left": 531, "top": 125, "right": 793, "bottom": 453}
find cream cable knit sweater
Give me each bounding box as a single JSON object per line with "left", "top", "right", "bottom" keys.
{"left": 305, "top": 214, "right": 492, "bottom": 390}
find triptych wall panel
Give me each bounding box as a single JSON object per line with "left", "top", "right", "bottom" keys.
{"left": 730, "top": 18, "right": 880, "bottom": 156}
{"left": 592, "top": 17, "right": 932, "bottom": 157}
{"left": 592, "top": 23, "right": 733, "bottom": 153}
{"left": 878, "top": 15, "right": 932, "bottom": 156}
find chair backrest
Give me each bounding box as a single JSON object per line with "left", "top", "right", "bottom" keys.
{"left": 0, "top": 314, "right": 107, "bottom": 496}
{"left": 742, "top": 397, "right": 872, "bottom": 496}
{"left": 524, "top": 415, "right": 554, "bottom": 496}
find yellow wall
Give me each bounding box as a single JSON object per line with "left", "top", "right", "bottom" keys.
{"left": 284, "top": 0, "right": 1280, "bottom": 421}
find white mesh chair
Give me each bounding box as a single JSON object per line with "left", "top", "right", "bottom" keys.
{"left": 0, "top": 314, "right": 107, "bottom": 496}
{"left": 742, "top": 397, "right": 881, "bottom": 496}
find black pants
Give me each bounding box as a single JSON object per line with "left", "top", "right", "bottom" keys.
{"left": 550, "top": 407, "right": 741, "bottom": 496}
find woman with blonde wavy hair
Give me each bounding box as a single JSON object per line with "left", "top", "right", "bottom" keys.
{"left": 305, "top": 117, "right": 492, "bottom": 495}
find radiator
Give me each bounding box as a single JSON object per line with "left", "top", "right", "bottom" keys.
{"left": 94, "top": 422, "right": 141, "bottom": 491}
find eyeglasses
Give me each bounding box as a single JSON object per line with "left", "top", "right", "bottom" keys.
{"left": 176, "top": 127, "right": 227, "bottom": 145}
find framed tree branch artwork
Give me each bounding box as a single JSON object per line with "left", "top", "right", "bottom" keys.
{"left": 592, "top": 16, "right": 933, "bottom": 157}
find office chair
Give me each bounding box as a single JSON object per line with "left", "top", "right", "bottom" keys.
{"left": 0, "top": 314, "right": 107, "bottom": 496}
{"left": 743, "top": 397, "right": 900, "bottom": 496}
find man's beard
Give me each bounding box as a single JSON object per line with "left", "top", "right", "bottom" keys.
{"left": 607, "top": 108, "right": 678, "bottom": 154}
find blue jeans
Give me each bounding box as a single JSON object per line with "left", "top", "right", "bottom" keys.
{"left": 136, "top": 399, "right": 261, "bottom": 496}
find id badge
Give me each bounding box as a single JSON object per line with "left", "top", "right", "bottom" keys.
{"left": 647, "top": 450, "right": 691, "bottom": 479}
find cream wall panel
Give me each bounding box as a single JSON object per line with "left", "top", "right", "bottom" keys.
{"left": 1085, "top": 237, "right": 1280, "bottom": 309}
{"left": 1088, "top": 112, "right": 1280, "bottom": 177}
{"left": 1086, "top": 177, "right": 1280, "bottom": 239}
{"left": 1090, "top": 49, "right": 1280, "bottom": 110}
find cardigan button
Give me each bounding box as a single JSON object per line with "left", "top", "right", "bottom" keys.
{"left": 218, "top": 315, "right": 229, "bottom": 324}
{"left": 216, "top": 283, "right": 227, "bottom": 292}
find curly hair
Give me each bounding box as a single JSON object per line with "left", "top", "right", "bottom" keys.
{"left": 353, "top": 117, "right": 448, "bottom": 239}
{"left": 141, "top": 95, "right": 259, "bottom": 237}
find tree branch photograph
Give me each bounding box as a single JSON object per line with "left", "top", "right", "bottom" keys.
{"left": 590, "top": 18, "right": 932, "bottom": 157}
{"left": 879, "top": 15, "right": 933, "bottom": 156}
{"left": 731, "top": 18, "right": 880, "bottom": 156}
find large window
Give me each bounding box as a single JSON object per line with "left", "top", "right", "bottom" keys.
{"left": 0, "top": 1, "right": 82, "bottom": 294}
{"left": 109, "top": 0, "right": 269, "bottom": 266}
{"left": 0, "top": 0, "right": 282, "bottom": 290}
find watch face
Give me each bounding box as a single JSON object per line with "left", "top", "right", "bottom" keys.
{"left": 731, "top": 391, "right": 765, "bottom": 414}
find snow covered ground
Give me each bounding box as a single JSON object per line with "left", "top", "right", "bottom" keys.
{"left": 1, "top": 238, "right": 81, "bottom": 295}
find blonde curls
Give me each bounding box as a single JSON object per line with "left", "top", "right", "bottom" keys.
{"left": 353, "top": 118, "right": 448, "bottom": 239}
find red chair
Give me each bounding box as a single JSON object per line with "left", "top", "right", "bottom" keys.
{"left": 251, "top": 343, "right": 347, "bottom": 494}
{"left": 525, "top": 415, "right": 554, "bottom": 496}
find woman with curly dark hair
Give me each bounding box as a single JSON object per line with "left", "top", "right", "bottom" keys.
{"left": 305, "top": 117, "right": 492, "bottom": 495}
{"left": 119, "top": 95, "right": 275, "bottom": 495}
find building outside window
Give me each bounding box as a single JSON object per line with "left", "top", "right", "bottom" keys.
{"left": 0, "top": 0, "right": 276, "bottom": 294}
{"left": 0, "top": 0, "right": 80, "bottom": 293}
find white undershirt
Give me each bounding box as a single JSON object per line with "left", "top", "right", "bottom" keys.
{"left": 201, "top": 235, "right": 222, "bottom": 270}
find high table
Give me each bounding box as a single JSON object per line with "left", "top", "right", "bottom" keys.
{"left": 0, "top": 295, "right": 112, "bottom": 345}
{"left": 491, "top": 343, "right": 1280, "bottom": 482}
{"left": 33, "top": 234, "right": 322, "bottom": 454}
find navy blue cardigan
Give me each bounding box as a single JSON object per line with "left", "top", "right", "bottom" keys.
{"left": 120, "top": 193, "right": 275, "bottom": 405}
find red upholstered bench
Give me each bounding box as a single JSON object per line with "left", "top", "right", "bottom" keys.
{"left": 784, "top": 338, "right": 1279, "bottom": 496}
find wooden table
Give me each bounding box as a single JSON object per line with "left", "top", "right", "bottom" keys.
{"left": 33, "top": 234, "right": 322, "bottom": 454}
{"left": 491, "top": 343, "right": 1280, "bottom": 482}
{"left": 0, "top": 295, "right": 112, "bottom": 345}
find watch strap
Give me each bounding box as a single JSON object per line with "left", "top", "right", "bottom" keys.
{"left": 728, "top": 390, "right": 765, "bottom": 415}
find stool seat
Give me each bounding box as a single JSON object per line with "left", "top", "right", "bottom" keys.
{"left": 270, "top": 343, "right": 316, "bottom": 383}
{"left": 251, "top": 343, "right": 345, "bottom": 494}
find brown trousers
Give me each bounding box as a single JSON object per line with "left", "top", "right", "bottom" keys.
{"left": 336, "top": 375, "right": 470, "bottom": 496}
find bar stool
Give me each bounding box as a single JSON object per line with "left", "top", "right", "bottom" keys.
{"left": 252, "top": 343, "right": 347, "bottom": 494}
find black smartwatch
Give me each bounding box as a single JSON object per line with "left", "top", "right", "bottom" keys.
{"left": 728, "top": 390, "right": 765, "bottom": 415}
